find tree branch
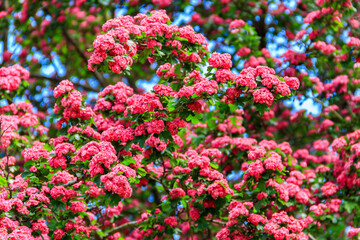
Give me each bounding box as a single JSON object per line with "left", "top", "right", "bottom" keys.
{"left": 62, "top": 179, "right": 78, "bottom": 188}
{"left": 84, "top": 215, "right": 102, "bottom": 240}
{"left": 308, "top": 233, "right": 316, "bottom": 240}
{"left": 30, "top": 73, "right": 99, "bottom": 92}
{"left": 61, "top": 29, "right": 107, "bottom": 88}
{"left": 127, "top": 78, "right": 138, "bottom": 93}
{"left": 149, "top": 175, "right": 170, "bottom": 193}
{"left": 312, "top": 97, "right": 343, "bottom": 121}
{"left": 105, "top": 220, "right": 139, "bottom": 236}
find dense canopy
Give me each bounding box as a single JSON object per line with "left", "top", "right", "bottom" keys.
{"left": 1, "top": 0, "right": 360, "bottom": 239}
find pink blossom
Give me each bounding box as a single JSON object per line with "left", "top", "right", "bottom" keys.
{"left": 164, "top": 216, "right": 177, "bottom": 227}
{"left": 209, "top": 52, "right": 232, "bottom": 69}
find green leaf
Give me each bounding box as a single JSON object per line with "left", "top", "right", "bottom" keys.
{"left": 21, "top": 171, "right": 32, "bottom": 178}
{"left": 122, "top": 157, "right": 136, "bottom": 166}
{"left": 24, "top": 160, "right": 34, "bottom": 171}
{"left": 158, "top": 131, "right": 172, "bottom": 142}
{"left": 255, "top": 103, "right": 269, "bottom": 115}
{"left": 210, "top": 162, "right": 219, "bottom": 169}
{"left": 137, "top": 168, "right": 147, "bottom": 177}
{"left": 344, "top": 201, "right": 358, "bottom": 213}
{"left": 186, "top": 114, "right": 200, "bottom": 124}
{"left": 0, "top": 176, "right": 7, "bottom": 187}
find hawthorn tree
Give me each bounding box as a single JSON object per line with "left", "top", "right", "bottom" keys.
{"left": 1, "top": 0, "right": 360, "bottom": 240}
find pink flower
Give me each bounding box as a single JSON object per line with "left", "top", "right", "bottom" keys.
{"left": 169, "top": 188, "right": 186, "bottom": 199}
{"left": 310, "top": 203, "right": 327, "bottom": 216}
{"left": 194, "top": 80, "right": 219, "bottom": 95}
{"left": 263, "top": 152, "right": 284, "bottom": 172}
{"left": 252, "top": 87, "right": 274, "bottom": 107}
{"left": 32, "top": 219, "right": 49, "bottom": 234}
{"left": 23, "top": 146, "right": 49, "bottom": 162}
{"left": 348, "top": 228, "right": 360, "bottom": 238}
{"left": 164, "top": 216, "right": 177, "bottom": 227}
{"left": 66, "top": 201, "right": 87, "bottom": 213}
{"left": 176, "top": 86, "right": 194, "bottom": 98}
{"left": 187, "top": 100, "right": 204, "bottom": 113}
{"left": 229, "top": 202, "right": 249, "bottom": 218}
{"left": 146, "top": 119, "right": 165, "bottom": 135}
{"left": 53, "top": 80, "right": 74, "bottom": 98}
{"left": 321, "top": 119, "right": 334, "bottom": 130}
{"left": 207, "top": 179, "right": 234, "bottom": 199}
{"left": 0, "top": 65, "right": 29, "bottom": 92}
{"left": 189, "top": 208, "right": 200, "bottom": 221}
{"left": 101, "top": 173, "right": 132, "bottom": 198}
{"left": 215, "top": 69, "right": 236, "bottom": 83}
{"left": 156, "top": 63, "right": 177, "bottom": 78}
{"left": 248, "top": 214, "right": 267, "bottom": 225}
{"left": 247, "top": 160, "right": 265, "bottom": 180}
{"left": 284, "top": 76, "right": 300, "bottom": 90}
{"left": 209, "top": 52, "right": 232, "bottom": 69}
{"left": 54, "top": 229, "right": 65, "bottom": 239}
{"left": 188, "top": 154, "right": 210, "bottom": 169}
{"left": 236, "top": 47, "right": 251, "bottom": 57}
{"left": 321, "top": 182, "right": 337, "bottom": 197}
{"left": 29, "top": 166, "right": 37, "bottom": 172}
{"left": 275, "top": 81, "right": 291, "bottom": 96}
{"left": 229, "top": 19, "right": 245, "bottom": 33}
{"left": 257, "top": 192, "right": 268, "bottom": 200}
{"left": 153, "top": 84, "right": 173, "bottom": 96}
{"left": 93, "top": 34, "right": 115, "bottom": 51}
{"left": 313, "top": 139, "right": 329, "bottom": 151}
{"left": 145, "top": 134, "right": 168, "bottom": 151}
{"left": 347, "top": 37, "right": 360, "bottom": 47}
{"left": 216, "top": 228, "right": 230, "bottom": 240}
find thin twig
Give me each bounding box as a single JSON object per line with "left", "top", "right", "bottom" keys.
{"left": 62, "top": 179, "right": 78, "bottom": 187}
{"left": 149, "top": 175, "right": 170, "bottom": 193}
{"left": 62, "top": 29, "right": 107, "bottom": 88}
{"left": 308, "top": 233, "right": 316, "bottom": 240}
{"left": 212, "top": 219, "right": 226, "bottom": 226}
{"left": 62, "top": 175, "right": 86, "bottom": 188}
{"left": 313, "top": 97, "right": 343, "bottom": 121}
{"left": 84, "top": 215, "right": 102, "bottom": 240}
{"left": 30, "top": 73, "right": 99, "bottom": 92}
{"left": 105, "top": 220, "right": 140, "bottom": 236}
{"left": 52, "top": 212, "right": 59, "bottom": 222}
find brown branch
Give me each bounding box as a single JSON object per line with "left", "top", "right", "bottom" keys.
{"left": 62, "top": 174, "right": 87, "bottom": 188}
{"left": 212, "top": 219, "right": 226, "bottom": 226}
{"left": 308, "top": 233, "right": 316, "bottom": 240}
{"left": 151, "top": 187, "right": 161, "bottom": 205}
{"left": 84, "top": 215, "right": 102, "bottom": 240}
{"left": 149, "top": 175, "right": 170, "bottom": 193}
{"left": 61, "top": 29, "right": 107, "bottom": 88}
{"left": 127, "top": 78, "right": 138, "bottom": 93}
{"left": 30, "top": 73, "right": 99, "bottom": 92}
{"left": 312, "top": 97, "right": 343, "bottom": 121}
{"left": 62, "top": 179, "right": 78, "bottom": 187}
{"left": 105, "top": 220, "right": 140, "bottom": 237}
{"left": 51, "top": 212, "right": 59, "bottom": 222}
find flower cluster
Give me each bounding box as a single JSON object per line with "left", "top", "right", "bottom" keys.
{"left": 53, "top": 80, "right": 95, "bottom": 127}
{"left": 88, "top": 10, "right": 208, "bottom": 74}
{"left": 0, "top": 64, "right": 29, "bottom": 92}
